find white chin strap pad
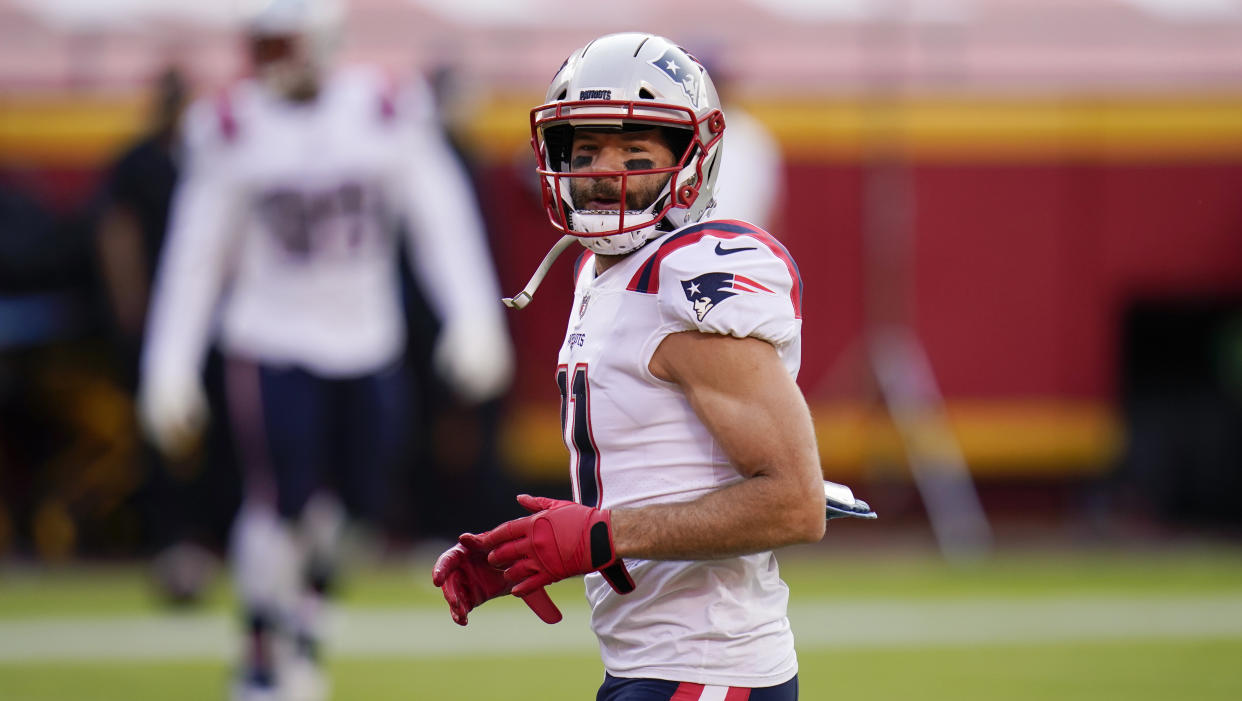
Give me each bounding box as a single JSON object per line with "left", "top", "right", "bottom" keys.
{"left": 572, "top": 217, "right": 656, "bottom": 255}
{"left": 560, "top": 176, "right": 668, "bottom": 255}
{"left": 581, "top": 234, "right": 647, "bottom": 255}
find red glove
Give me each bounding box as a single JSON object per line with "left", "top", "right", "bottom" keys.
{"left": 461, "top": 494, "right": 635, "bottom": 599}
{"left": 431, "top": 537, "right": 563, "bottom": 625}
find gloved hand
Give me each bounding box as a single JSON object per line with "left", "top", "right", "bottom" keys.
{"left": 462, "top": 495, "right": 635, "bottom": 599}
{"left": 823, "top": 480, "right": 878, "bottom": 520}
{"left": 431, "top": 538, "right": 563, "bottom": 625}
{"left": 433, "top": 318, "right": 514, "bottom": 404}
{"left": 137, "top": 374, "right": 208, "bottom": 460}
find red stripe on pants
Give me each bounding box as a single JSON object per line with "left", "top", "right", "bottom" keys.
{"left": 724, "top": 687, "right": 752, "bottom": 701}
{"left": 669, "top": 682, "right": 705, "bottom": 700}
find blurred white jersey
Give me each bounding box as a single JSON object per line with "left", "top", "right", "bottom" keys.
{"left": 710, "top": 106, "right": 783, "bottom": 231}
{"left": 144, "top": 66, "right": 502, "bottom": 382}
{"left": 557, "top": 219, "right": 803, "bottom": 687}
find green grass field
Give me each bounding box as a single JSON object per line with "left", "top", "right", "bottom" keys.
{"left": 2, "top": 544, "right": 1241, "bottom": 700}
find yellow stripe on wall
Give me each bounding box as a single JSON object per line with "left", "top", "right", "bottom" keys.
{"left": 747, "top": 97, "right": 1242, "bottom": 162}
{"left": 501, "top": 399, "right": 1124, "bottom": 482}
{"left": 4, "top": 93, "right": 1242, "bottom": 166}
{"left": 0, "top": 96, "right": 145, "bottom": 166}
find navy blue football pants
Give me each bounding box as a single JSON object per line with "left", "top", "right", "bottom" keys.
{"left": 225, "top": 356, "right": 410, "bottom": 522}
{"left": 597, "top": 673, "right": 798, "bottom": 701}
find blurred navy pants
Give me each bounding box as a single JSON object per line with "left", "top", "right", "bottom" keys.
{"left": 225, "top": 356, "right": 410, "bottom": 523}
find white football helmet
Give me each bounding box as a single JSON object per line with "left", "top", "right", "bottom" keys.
{"left": 531, "top": 33, "right": 726, "bottom": 255}
{"left": 241, "top": 0, "right": 343, "bottom": 99}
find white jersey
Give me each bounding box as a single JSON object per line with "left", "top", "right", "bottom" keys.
{"left": 557, "top": 219, "right": 803, "bottom": 687}
{"left": 143, "top": 66, "right": 503, "bottom": 383}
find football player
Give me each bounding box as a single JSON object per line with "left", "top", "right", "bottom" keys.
{"left": 433, "top": 32, "right": 872, "bottom": 701}
{"left": 139, "top": 1, "right": 513, "bottom": 699}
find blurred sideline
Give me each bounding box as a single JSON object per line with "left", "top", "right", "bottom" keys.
{"left": 4, "top": 595, "right": 1242, "bottom": 662}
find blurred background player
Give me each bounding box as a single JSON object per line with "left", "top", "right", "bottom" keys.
{"left": 96, "top": 67, "right": 188, "bottom": 390}
{"left": 94, "top": 65, "right": 231, "bottom": 604}
{"left": 138, "top": 0, "right": 514, "bottom": 698}
{"left": 698, "top": 52, "right": 784, "bottom": 232}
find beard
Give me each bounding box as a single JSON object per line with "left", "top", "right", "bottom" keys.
{"left": 570, "top": 175, "right": 670, "bottom": 211}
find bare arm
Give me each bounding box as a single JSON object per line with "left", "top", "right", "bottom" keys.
{"left": 609, "top": 331, "right": 825, "bottom": 560}
{"left": 96, "top": 203, "right": 150, "bottom": 341}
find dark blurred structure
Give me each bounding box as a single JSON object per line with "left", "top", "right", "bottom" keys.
{"left": 0, "top": 177, "right": 136, "bottom": 561}
{"left": 93, "top": 66, "right": 238, "bottom": 600}
{"left": 1117, "top": 298, "right": 1242, "bottom": 527}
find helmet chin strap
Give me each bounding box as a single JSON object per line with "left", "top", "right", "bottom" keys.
{"left": 572, "top": 215, "right": 655, "bottom": 255}
{"left": 502, "top": 235, "right": 578, "bottom": 309}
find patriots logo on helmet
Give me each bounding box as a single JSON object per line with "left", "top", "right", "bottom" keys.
{"left": 649, "top": 48, "right": 700, "bottom": 108}
{"left": 682, "top": 272, "right": 774, "bottom": 321}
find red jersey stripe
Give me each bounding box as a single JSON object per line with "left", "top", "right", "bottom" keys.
{"left": 573, "top": 250, "right": 595, "bottom": 282}
{"left": 732, "top": 274, "right": 775, "bottom": 294}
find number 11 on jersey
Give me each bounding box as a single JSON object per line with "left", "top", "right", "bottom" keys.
{"left": 557, "top": 364, "right": 601, "bottom": 508}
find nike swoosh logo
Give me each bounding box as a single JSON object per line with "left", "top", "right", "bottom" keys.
{"left": 715, "top": 242, "right": 757, "bottom": 256}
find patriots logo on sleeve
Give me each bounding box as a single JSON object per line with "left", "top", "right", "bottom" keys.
{"left": 649, "top": 48, "right": 701, "bottom": 108}
{"left": 682, "top": 272, "right": 775, "bottom": 322}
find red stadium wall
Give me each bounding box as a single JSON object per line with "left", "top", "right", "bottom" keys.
{"left": 5, "top": 94, "right": 1242, "bottom": 479}
{"left": 485, "top": 156, "right": 1242, "bottom": 476}
{"left": 914, "top": 162, "right": 1242, "bottom": 400}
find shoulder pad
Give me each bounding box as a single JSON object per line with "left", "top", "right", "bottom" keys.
{"left": 378, "top": 76, "right": 398, "bottom": 122}
{"left": 338, "top": 65, "right": 402, "bottom": 123}
{"left": 212, "top": 82, "right": 250, "bottom": 143}
{"left": 626, "top": 220, "right": 802, "bottom": 319}
{"left": 182, "top": 82, "right": 250, "bottom": 149}
{"left": 632, "top": 219, "right": 803, "bottom": 345}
